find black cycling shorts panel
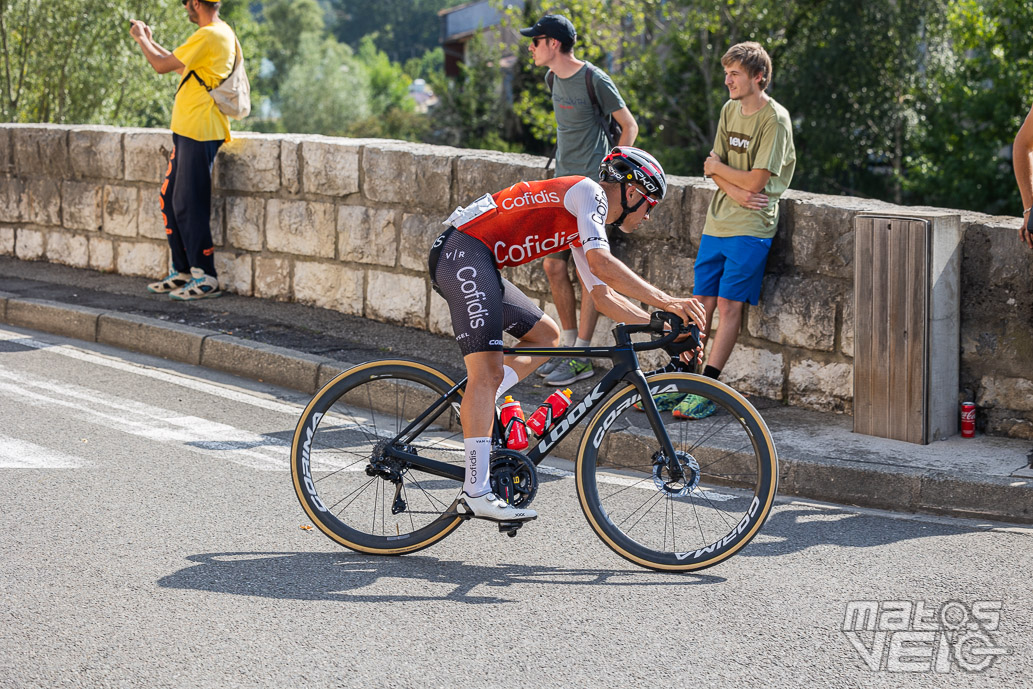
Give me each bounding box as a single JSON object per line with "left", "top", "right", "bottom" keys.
{"left": 431, "top": 229, "right": 544, "bottom": 356}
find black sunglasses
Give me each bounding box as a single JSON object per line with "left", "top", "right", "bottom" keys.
{"left": 532, "top": 36, "right": 550, "bottom": 47}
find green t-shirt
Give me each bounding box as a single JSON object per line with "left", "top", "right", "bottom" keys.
{"left": 549, "top": 62, "right": 625, "bottom": 177}
{"left": 704, "top": 97, "right": 796, "bottom": 239}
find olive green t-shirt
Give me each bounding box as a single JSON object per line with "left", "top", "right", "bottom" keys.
{"left": 549, "top": 62, "right": 625, "bottom": 177}
{"left": 704, "top": 97, "right": 796, "bottom": 239}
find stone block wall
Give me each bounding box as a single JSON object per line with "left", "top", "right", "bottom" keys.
{"left": 1, "top": 124, "right": 1030, "bottom": 438}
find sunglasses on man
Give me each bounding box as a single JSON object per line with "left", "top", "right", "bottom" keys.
{"left": 630, "top": 186, "right": 658, "bottom": 210}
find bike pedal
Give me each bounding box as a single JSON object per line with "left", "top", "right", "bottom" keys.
{"left": 498, "top": 520, "right": 524, "bottom": 538}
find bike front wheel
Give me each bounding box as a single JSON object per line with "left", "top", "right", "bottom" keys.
{"left": 291, "top": 360, "right": 466, "bottom": 555}
{"left": 575, "top": 372, "right": 778, "bottom": 572}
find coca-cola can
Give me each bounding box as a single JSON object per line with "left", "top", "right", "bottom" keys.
{"left": 961, "top": 402, "right": 976, "bottom": 438}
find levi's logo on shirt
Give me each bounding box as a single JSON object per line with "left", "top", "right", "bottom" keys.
{"left": 728, "top": 131, "right": 752, "bottom": 154}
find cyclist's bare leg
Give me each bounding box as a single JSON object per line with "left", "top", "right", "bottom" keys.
{"left": 458, "top": 349, "right": 538, "bottom": 520}
{"left": 505, "top": 315, "right": 561, "bottom": 378}
{"left": 462, "top": 350, "right": 504, "bottom": 438}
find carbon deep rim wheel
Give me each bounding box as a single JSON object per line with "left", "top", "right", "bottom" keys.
{"left": 291, "top": 360, "right": 466, "bottom": 555}
{"left": 575, "top": 373, "right": 778, "bottom": 572}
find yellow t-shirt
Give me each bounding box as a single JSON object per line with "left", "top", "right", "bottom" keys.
{"left": 171, "top": 22, "right": 235, "bottom": 142}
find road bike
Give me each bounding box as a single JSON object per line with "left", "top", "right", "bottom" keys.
{"left": 290, "top": 312, "right": 778, "bottom": 572}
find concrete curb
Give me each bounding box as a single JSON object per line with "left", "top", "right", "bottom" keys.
{"left": 0, "top": 295, "right": 347, "bottom": 396}
{"left": 200, "top": 334, "right": 328, "bottom": 394}
{"left": 6, "top": 298, "right": 104, "bottom": 342}
{"left": 98, "top": 312, "right": 208, "bottom": 365}
{"left": 2, "top": 295, "right": 1031, "bottom": 525}
{"left": 779, "top": 462, "right": 1033, "bottom": 524}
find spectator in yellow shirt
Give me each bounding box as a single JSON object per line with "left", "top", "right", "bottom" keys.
{"left": 130, "top": 1, "right": 235, "bottom": 300}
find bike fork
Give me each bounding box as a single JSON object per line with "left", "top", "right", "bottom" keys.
{"left": 627, "top": 370, "right": 684, "bottom": 481}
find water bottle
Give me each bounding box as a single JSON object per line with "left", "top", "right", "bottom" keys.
{"left": 499, "top": 396, "right": 529, "bottom": 450}
{"left": 526, "top": 388, "right": 573, "bottom": 436}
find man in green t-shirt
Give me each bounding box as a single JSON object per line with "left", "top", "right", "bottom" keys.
{"left": 130, "top": 0, "right": 234, "bottom": 301}
{"left": 1013, "top": 102, "right": 1033, "bottom": 249}
{"left": 521, "top": 14, "right": 640, "bottom": 387}
{"left": 672, "top": 42, "right": 796, "bottom": 420}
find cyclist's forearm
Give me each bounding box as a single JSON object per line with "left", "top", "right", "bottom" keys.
{"left": 589, "top": 285, "right": 650, "bottom": 324}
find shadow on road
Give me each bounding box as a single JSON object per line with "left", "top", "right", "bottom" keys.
{"left": 741, "top": 503, "right": 982, "bottom": 558}
{"left": 158, "top": 551, "right": 725, "bottom": 603}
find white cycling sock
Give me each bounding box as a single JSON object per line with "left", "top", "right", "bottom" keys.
{"left": 574, "top": 337, "right": 592, "bottom": 349}
{"left": 464, "top": 437, "right": 492, "bottom": 497}
{"left": 561, "top": 329, "right": 577, "bottom": 347}
{"left": 495, "top": 365, "right": 519, "bottom": 402}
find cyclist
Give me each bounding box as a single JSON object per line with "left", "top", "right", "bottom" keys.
{"left": 429, "top": 146, "right": 706, "bottom": 523}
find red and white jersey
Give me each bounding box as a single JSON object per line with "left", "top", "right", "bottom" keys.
{"left": 455, "top": 176, "right": 610, "bottom": 268}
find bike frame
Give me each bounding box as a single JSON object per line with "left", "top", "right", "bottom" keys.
{"left": 382, "top": 314, "right": 696, "bottom": 484}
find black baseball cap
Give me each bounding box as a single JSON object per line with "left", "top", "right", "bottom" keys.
{"left": 520, "top": 14, "right": 576, "bottom": 44}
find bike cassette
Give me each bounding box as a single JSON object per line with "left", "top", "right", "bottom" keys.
{"left": 489, "top": 449, "right": 538, "bottom": 508}
{"left": 651, "top": 450, "right": 701, "bottom": 497}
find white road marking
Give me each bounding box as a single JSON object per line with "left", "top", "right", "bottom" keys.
{"left": 0, "top": 366, "right": 289, "bottom": 470}
{"left": 0, "top": 329, "right": 301, "bottom": 416}
{"left": 0, "top": 434, "right": 85, "bottom": 469}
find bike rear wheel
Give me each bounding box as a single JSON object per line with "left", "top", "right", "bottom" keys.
{"left": 575, "top": 372, "right": 778, "bottom": 572}
{"left": 291, "top": 360, "right": 466, "bottom": 555}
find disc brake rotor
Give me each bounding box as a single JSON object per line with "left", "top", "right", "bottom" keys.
{"left": 651, "top": 450, "right": 701, "bottom": 497}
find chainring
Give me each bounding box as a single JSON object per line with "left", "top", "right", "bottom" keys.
{"left": 489, "top": 449, "right": 539, "bottom": 508}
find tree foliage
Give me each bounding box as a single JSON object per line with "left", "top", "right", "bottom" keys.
{"left": 4, "top": 0, "right": 1030, "bottom": 214}
{"left": 493, "top": 0, "right": 1030, "bottom": 213}
{"left": 903, "top": 0, "right": 1033, "bottom": 213}
{"left": 326, "top": 0, "right": 455, "bottom": 63}
{"left": 0, "top": 0, "right": 264, "bottom": 127}
{"left": 424, "top": 33, "right": 518, "bottom": 151}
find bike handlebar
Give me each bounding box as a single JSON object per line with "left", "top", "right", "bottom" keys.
{"left": 618, "top": 311, "right": 701, "bottom": 354}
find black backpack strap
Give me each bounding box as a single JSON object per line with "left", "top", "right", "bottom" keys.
{"left": 544, "top": 70, "right": 556, "bottom": 171}
{"left": 175, "top": 70, "right": 210, "bottom": 95}
{"left": 583, "top": 63, "right": 620, "bottom": 147}
{"left": 583, "top": 64, "right": 603, "bottom": 118}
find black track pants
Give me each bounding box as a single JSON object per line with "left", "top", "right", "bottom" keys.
{"left": 160, "top": 133, "right": 222, "bottom": 276}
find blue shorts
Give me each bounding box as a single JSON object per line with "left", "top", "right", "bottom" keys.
{"left": 692, "top": 235, "right": 773, "bottom": 305}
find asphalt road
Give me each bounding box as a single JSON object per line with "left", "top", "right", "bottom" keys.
{"left": 1, "top": 324, "right": 1030, "bottom": 688}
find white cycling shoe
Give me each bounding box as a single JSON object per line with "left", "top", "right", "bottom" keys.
{"left": 457, "top": 492, "right": 537, "bottom": 522}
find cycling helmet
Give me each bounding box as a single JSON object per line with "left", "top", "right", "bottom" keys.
{"left": 598, "top": 146, "right": 668, "bottom": 227}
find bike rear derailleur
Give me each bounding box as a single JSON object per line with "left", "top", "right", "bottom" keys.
{"left": 366, "top": 440, "right": 416, "bottom": 514}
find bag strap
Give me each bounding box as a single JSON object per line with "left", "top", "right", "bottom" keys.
{"left": 583, "top": 63, "right": 618, "bottom": 147}
{"left": 583, "top": 64, "right": 604, "bottom": 119}
{"left": 175, "top": 70, "right": 209, "bottom": 95}
{"left": 544, "top": 70, "right": 557, "bottom": 171}
{"left": 173, "top": 36, "right": 242, "bottom": 95}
